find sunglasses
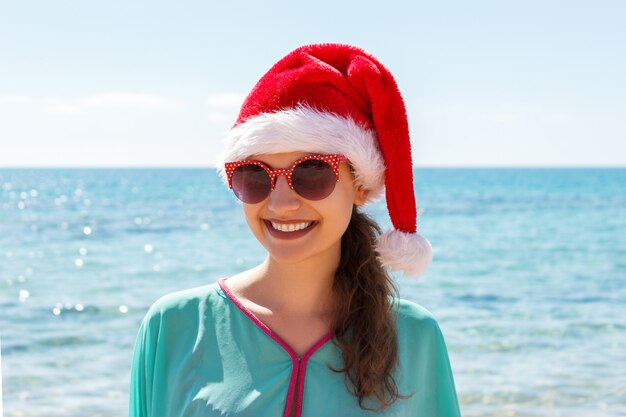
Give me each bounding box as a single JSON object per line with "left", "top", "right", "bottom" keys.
{"left": 224, "top": 154, "right": 351, "bottom": 204}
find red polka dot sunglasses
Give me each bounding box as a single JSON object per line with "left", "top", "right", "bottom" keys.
{"left": 224, "top": 154, "right": 351, "bottom": 204}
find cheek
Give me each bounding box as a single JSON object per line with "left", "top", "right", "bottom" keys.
{"left": 320, "top": 189, "right": 355, "bottom": 229}
{"left": 333, "top": 176, "right": 358, "bottom": 210}
{"left": 242, "top": 205, "right": 263, "bottom": 233}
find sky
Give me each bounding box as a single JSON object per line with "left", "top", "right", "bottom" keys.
{"left": 0, "top": 0, "right": 624, "bottom": 167}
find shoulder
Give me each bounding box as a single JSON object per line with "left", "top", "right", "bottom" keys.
{"left": 392, "top": 298, "right": 454, "bottom": 371}
{"left": 142, "top": 281, "right": 224, "bottom": 325}
{"left": 392, "top": 297, "right": 438, "bottom": 323}
{"left": 391, "top": 299, "right": 461, "bottom": 415}
{"left": 392, "top": 297, "right": 444, "bottom": 339}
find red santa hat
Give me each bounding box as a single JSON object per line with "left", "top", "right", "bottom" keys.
{"left": 217, "top": 43, "right": 432, "bottom": 277}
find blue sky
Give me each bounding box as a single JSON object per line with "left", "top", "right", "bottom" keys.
{"left": 1, "top": 0, "right": 624, "bottom": 167}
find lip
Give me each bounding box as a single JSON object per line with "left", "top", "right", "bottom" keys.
{"left": 266, "top": 218, "right": 315, "bottom": 224}
{"left": 263, "top": 220, "right": 318, "bottom": 240}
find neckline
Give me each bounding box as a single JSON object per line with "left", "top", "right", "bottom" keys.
{"left": 217, "top": 277, "right": 334, "bottom": 361}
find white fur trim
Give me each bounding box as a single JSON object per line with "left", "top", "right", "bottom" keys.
{"left": 375, "top": 229, "right": 433, "bottom": 278}
{"left": 214, "top": 105, "right": 386, "bottom": 201}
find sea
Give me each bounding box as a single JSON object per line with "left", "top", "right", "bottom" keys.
{"left": 1, "top": 167, "right": 625, "bottom": 417}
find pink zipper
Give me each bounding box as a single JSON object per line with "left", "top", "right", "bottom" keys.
{"left": 284, "top": 356, "right": 300, "bottom": 417}
{"left": 292, "top": 357, "right": 302, "bottom": 417}
{"left": 217, "top": 278, "right": 333, "bottom": 417}
{"left": 292, "top": 335, "right": 333, "bottom": 417}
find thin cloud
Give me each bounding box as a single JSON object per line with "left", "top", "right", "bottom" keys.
{"left": 0, "top": 94, "right": 32, "bottom": 104}
{"left": 48, "top": 103, "right": 83, "bottom": 114}
{"left": 547, "top": 113, "right": 573, "bottom": 123}
{"left": 207, "top": 93, "right": 245, "bottom": 109}
{"left": 492, "top": 113, "right": 520, "bottom": 124}
{"left": 0, "top": 92, "right": 184, "bottom": 115}
{"left": 209, "top": 113, "right": 235, "bottom": 123}
{"left": 83, "top": 92, "right": 183, "bottom": 109}
{"left": 416, "top": 101, "right": 577, "bottom": 126}
{"left": 207, "top": 92, "right": 245, "bottom": 124}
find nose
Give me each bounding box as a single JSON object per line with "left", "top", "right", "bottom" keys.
{"left": 267, "top": 175, "right": 301, "bottom": 213}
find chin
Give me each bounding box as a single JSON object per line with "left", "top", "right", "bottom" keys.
{"left": 265, "top": 245, "right": 320, "bottom": 266}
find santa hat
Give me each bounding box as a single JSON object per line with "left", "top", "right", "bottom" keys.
{"left": 216, "top": 43, "right": 432, "bottom": 277}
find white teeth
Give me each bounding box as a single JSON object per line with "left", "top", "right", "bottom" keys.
{"left": 270, "top": 221, "right": 313, "bottom": 232}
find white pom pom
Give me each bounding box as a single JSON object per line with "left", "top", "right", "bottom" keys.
{"left": 375, "top": 229, "right": 433, "bottom": 278}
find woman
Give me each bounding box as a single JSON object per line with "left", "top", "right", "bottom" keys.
{"left": 129, "top": 43, "right": 461, "bottom": 416}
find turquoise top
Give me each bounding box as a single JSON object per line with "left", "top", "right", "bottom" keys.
{"left": 129, "top": 278, "right": 461, "bottom": 416}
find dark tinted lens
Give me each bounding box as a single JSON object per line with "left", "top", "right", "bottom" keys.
{"left": 292, "top": 159, "right": 336, "bottom": 200}
{"left": 231, "top": 164, "right": 271, "bottom": 203}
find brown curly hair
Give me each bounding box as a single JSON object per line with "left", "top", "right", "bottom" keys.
{"left": 330, "top": 205, "right": 413, "bottom": 411}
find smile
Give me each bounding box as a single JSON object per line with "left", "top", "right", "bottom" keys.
{"left": 263, "top": 220, "right": 318, "bottom": 240}
{"left": 270, "top": 221, "right": 312, "bottom": 232}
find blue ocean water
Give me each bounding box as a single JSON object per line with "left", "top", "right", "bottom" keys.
{"left": 1, "top": 168, "right": 625, "bottom": 417}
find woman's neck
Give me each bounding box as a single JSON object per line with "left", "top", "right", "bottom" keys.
{"left": 232, "top": 253, "right": 339, "bottom": 319}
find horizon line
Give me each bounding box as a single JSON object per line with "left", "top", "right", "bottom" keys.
{"left": 1, "top": 164, "right": 625, "bottom": 170}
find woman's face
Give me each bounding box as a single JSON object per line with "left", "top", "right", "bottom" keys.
{"left": 241, "top": 151, "right": 369, "bottom": 267}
